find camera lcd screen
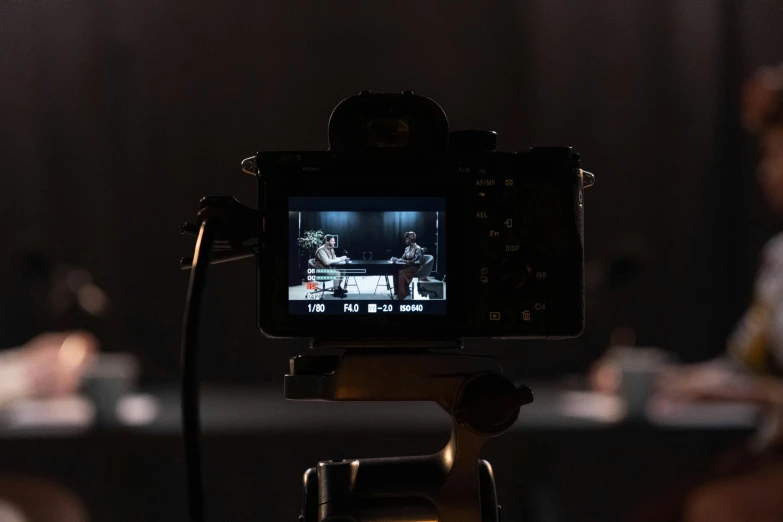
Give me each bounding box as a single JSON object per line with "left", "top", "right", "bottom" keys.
{"left": 289, "top": 197, "right": 446, "bottom": 315}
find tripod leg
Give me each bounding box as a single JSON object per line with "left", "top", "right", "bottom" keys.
{"left": 479, "top": 460, "right": 500, "bottom": 522}
{"left": 305, "top": 457, "right": 497, "bottom": 522}
{"left": 300, "top": 467, "right": 318, "bottom": 522}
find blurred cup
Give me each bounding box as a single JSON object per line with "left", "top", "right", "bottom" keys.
{"left": 612, "top": 347, "right": 668, "bottom": 420}
{"left": 80, "top": 353, "right": 139, "bottom": 426}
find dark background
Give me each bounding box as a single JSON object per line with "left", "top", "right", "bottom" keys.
{"left": 293, "top": 210, "right": 438, "bottom": 264}
{"left": 2, "top": 1, "right": 783, "bottom": 521}
{"left": 2, "top": 0, "right": 783, "bottom": 381}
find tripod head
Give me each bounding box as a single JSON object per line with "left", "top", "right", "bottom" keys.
{"left": 287, "top": 348, "right": 533, "bottom": 522}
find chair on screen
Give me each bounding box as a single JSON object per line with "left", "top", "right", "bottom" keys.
{"left": 307, "top": 258, "right": 334, "bottom": 298}
{"left": 409, "top": 255, "right": 435, "bottom": 299}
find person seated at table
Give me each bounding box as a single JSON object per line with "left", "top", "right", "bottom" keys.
{"left": 0, "top": 331, "right": 97, "bottom": 522}
{"left": 392, "top": 231, "right": 423, "bottom": 300}
{"left": 612, "top": 63, "right": 783, "bottom": 522}
{"left": 0, "top": 331, "right": 98, "bottom": 405}
{"left": 0, "top": 252, "right": 105, "bottom": 521}
{"left": 314, "top": 235, "right": 348, "bottom": 297}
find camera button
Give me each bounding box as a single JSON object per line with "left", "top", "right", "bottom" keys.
{"left": 477, "top": 227, "right": 505, "bottom": 250}
{"left": 517, "top": 303, "right": 545, "bottom": 332}
{"left": 477, "top": 263, "right": 493, "bottom": 284}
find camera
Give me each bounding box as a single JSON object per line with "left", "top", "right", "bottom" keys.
{"left": 242, "top": 91, "right": 590, "bottom": 341}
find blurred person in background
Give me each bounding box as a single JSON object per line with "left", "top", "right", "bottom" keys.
{"left": 0, "top": 253, "right": 106, "bottom": 522}
{"left": 0, "top": 333, "right": 96, "bottom": 522}
{"left": 607, "top": 63, "right": 783, "bottom": 522}
{"left": 0, "top": 331, "right": 97, "bottom": 405}
{"left": 0, "top": 251, "right": 107, "bottom": 404}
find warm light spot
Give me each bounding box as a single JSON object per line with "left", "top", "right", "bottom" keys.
{"left": 350, "top": 459, "right": 360, "bottom": 484}
{"left": 441, "top": 443, "right": 454, "bottom": 470}
{"left": 58, "top": 334, "right": 90, "bottom": 367}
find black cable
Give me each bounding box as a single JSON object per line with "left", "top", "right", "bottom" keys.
{"left": 181, "top": 220, "right": 215, "bottom": 522}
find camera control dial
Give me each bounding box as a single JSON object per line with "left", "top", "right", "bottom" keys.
{"left": 496, "top": 256, "right": 533, "bottom": 290}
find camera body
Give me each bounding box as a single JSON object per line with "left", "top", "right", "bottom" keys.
{"left": 248, "top": 92, "right": 587, "bottom": 342}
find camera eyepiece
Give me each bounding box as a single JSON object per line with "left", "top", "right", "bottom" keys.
{"left": 328, "top": 92, "right": 449, "bottom": 157}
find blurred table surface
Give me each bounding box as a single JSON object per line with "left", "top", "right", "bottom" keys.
{"left": 0, "top": 384, "right": 761, "bottom": 522}
{"left": 0, "top": 383, "right": 761, "bottom": 438}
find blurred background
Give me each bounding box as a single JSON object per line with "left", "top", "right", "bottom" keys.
{"left": 2, "top": 0, "right": 783, "bottom": 520}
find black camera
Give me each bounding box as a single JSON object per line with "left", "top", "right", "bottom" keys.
{"left": 242, "top": 92, "right": 591, "bottom": 341}
{"left": 179, "top": 92, "right": 595, "bottom": 521}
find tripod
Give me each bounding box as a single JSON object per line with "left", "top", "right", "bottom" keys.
{"left": 285, "top": 347, "right": 534, "bottom": 522}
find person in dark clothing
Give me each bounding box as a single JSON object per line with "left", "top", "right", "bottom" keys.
{"left": 392, "top": 231, "right": 423, "bottom": 300}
